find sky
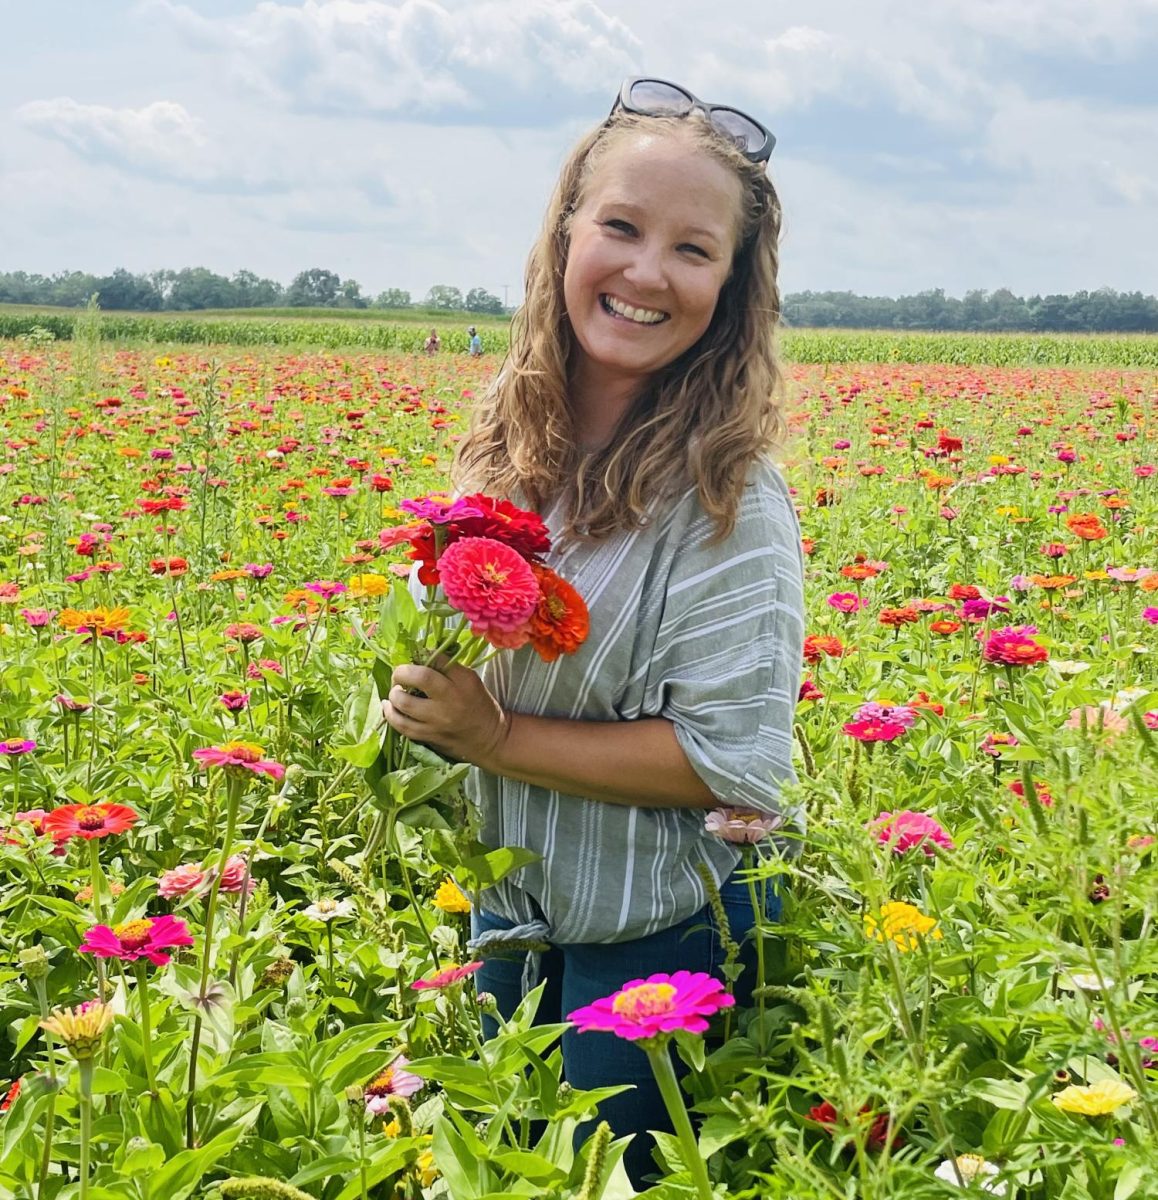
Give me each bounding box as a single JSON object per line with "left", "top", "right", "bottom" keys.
{"left": 3, "top": 0, "right": 1158, "bottom": 305}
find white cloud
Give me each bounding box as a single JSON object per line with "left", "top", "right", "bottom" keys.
{"left": 146, "top": 0, "right": 643, "bottom": 121}
{"left": 14, "top": 98, "right": 289, "bottom": 194}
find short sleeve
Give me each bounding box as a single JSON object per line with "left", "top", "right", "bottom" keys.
{"left": 644, "top": 463, "right": 806, "bottom": 821}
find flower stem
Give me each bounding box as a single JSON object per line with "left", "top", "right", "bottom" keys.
{"left": 77, "top": 1058, "right": 94, "bottom": 1200}
{"left": 32, "top": 979, "right": 57, "bottom": 1200}
{"left": 644, "top": 1041, "right": 713, "bottom": 1200}
{"left": 134, "top": 960, "right": 158, "bottom": 1093}
{"left": 746, "top": 865, "right": 766, "bottom": 1027}
{"left": 186, "top": 772, "right": 245, "bottom": 1147}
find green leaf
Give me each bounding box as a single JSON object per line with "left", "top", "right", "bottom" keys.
{"left": 967, "top": 1077, "right": 1031, "bottom": 1110}
{"left": 457, "top": 846, "right": 542, "bottom": 890}
{"left": 331, "top": 733, "right": 384, "bottom": 769}
{"left": 488, "top": 1147, "right": 567, "bottom": 1183}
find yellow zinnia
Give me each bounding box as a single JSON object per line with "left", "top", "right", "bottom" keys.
{"left": 348, "top": 573, "right": 389, "bottom": 599}
{"left": 864, "top": 901, "right": 942, "bottom": 952}
{"left": 1051, "top": 1079, "right": 1136, "bottom": 1116}
{"left": 433, "top": 877, "right": 471, "bottom": 914}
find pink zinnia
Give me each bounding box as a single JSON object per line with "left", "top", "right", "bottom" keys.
{"left": 868, "top": 810, "right": 954, "bottom": 856}
{"left": 980, "top": 625, "right": 1049, "bottom": 667}
{"left": 303, "top": 580, "right": 347, "bottom": 601}
{"left": 853, "top": 702, "right": 917, "bottom": 728}
{"left": 1143, "top": 607, "right": 1158, "bottom": 626}
{"left": 79, "top": 915, "right": 194, "bottom": 966}
{"left": 1064, "top": 706, "right": 1129, "bottom": 737}
{"left": 363, "top": 1056, "right": 423, "bottom": 1112}
{"left": 842, "top": 718, "right": 908, "bottom": 742}
{"left": 219, "top": 690, "right": 250, "bottom": 711}
{"left": 436, "top": 537, "right": 540, "bottom": 640}
{"left": 826, "top": 592, "right": 867, "bottom": 613}
{"left": 193, "top": 741, "right": 285, "bottom": 780}
{"left": 157, "top": 863, "right": 206, "bottom": 898}
{"left": 212, "top": 854, "right": 256, "bottom": 894}
{"left": 567, "top": 970, "right": 734, "bottom": 1042}
{"left": 412, "top": 961, "right": 483, "bottom": 991}
{"left": 704, "top": 807, "right": 781, "bottom": 844}
{"left": 0, "top": 739, "right": 36, "bottom": 755}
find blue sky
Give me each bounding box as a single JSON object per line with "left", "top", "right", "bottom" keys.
{"left": 3, "top": 0, "right": 1157, "bottom": 303}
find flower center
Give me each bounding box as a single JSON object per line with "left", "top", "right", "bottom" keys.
{"left": 366, "top": 1068, "right": 396, "bottom": 1095}
{"left": 545, "top": 594, "right": 567, "bottom": 620}
{"left": 316, "top": 898, "right": 337, "bottom": 914}
{"left": 955, "top": 1155, "right": 987, "bottom": 1181}
{"left": 77, "top": 806, "right": 108, "bottom": 831}
{"left": 113, "top": 919, "right": 154, "bottom": 950}
{"left": 611, "top": 982, "right": 677, "bottom": 1021}
{"left": 480, "top": 562, "right": 509, "bottom": 587}
{"left": 222, "top": 741, "right": 262, "bottom": 762}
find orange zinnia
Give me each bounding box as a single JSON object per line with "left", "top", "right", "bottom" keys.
{"left": 58, "top": 607, "right": 132, "bottom": 636}
{"left": 840, "top": 564, "right": 879, "bottom": 581}
{"left": 1064, "top": 514, "right": 1108, "bottom": 541}
{"left": 527, "top": 565, "right": 589, "bottom": 662}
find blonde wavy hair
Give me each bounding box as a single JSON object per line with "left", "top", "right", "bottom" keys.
{"left": 454, "top": 110, "right": 786, "bottom": 542}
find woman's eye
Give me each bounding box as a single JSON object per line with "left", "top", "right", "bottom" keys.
{"left": 604, "top": 219, "right": 636, "bottom": 235}
{"left": 679, "top": 243, "right": 709, "bottom": 258}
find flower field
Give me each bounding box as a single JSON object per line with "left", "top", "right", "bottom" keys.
{"left": 1, "top": 337, "right": 1156, "bottom": 1199}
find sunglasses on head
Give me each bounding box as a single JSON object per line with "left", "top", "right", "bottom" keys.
{"left": 610, "top": 77, "right": 776, "bottom": 164}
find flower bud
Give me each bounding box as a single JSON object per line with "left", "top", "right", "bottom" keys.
{"left": 19, "top": 945, "right": 50, "bottom": 982}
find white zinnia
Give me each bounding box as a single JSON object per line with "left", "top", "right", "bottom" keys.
{"left": 933, "top": 1155, "right": 1007, "bottom": 1194}
{"left": 302, "top": 897, "right": 356, "bottom": 923}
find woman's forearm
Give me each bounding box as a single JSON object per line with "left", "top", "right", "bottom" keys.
{"left": 478, "top": 712, "right": 719, "bottom": 809}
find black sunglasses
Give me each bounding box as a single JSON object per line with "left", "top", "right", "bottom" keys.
{"left": 610, "top": 77, "right": 776, "bottom": 164}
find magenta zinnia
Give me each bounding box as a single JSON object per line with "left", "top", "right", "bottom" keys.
{"left": 567, "top": 970, "right": 734, "bottom": 1042}
{"left": 980, "top": 625, "right": 1049, "bottom": 667}
{"left": 193, "top": 741, "right": 285, "bottom": 780}
{"left": 436, "top": 537, "right": 540, "bottom": 642}
{"left": 79, "top": 915, "right": 194, "bottom": 966}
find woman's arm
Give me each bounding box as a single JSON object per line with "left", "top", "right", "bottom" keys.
{"left": 382, "top": 662, "right": 718, "bottom": 810}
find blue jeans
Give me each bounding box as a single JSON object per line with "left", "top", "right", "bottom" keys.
{"left": 472, "top": 869, "right": 780, "bottom": 1186}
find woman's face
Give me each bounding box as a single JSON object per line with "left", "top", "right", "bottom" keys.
{"left": 563, "top": 131, "right": 742, "bottom": 400}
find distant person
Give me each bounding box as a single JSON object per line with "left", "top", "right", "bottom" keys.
{"left": 468, "top": 326, "right": 483, "bottom": 357}
{"left": 424, "top": 328, "right": 441, "bottom": 355}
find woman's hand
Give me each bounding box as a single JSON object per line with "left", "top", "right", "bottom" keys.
{"left": 381, "top": 662, "right": 510, "bottom": 768}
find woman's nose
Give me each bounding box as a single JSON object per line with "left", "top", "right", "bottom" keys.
{"left": 621, "top": 243, "right": 667, "bottom": 292}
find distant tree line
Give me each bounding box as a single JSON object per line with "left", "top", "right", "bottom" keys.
{"left": 0, "top": 267, "right": 507, "bottom": 315}
{"left": 2, "top": 269, "right": 1157, "bottom": 331}
{"left": 782, "top": 287, "right": 1158, "bottom": 333}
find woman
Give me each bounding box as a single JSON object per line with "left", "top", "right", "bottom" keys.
{"left": 383, "top": 78, "right": 805, "bottom": 1182}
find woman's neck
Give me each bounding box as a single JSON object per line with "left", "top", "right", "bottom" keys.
{"left": 569, "top": 362, "right": 646, "bottom": 453}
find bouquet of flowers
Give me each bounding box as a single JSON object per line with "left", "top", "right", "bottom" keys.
{"left": 337, "top": 493, "right": 589, "bottom": 870}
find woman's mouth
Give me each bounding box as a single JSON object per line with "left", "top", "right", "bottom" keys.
{"left": 600, "top": 294, "right": 669, "bottom": 325}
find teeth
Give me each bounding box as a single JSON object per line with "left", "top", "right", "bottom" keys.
{"left": 604, "top": 295, "right": 666, "bottom": 324}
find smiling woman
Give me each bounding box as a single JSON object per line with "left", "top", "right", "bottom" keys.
{"left": 381, "top": 80, "right": 803, "bottom": 1186}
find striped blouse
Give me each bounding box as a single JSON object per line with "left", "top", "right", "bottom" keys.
{"left": 469, "top": 456, "right": 806, "bottom": 944}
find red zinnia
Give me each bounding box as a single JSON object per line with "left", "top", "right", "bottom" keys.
{"left": 452, "top": 494, "right": 552, "bottom": 561}
{"left": 43, "top": 803, "right": 139, "bottom": 842}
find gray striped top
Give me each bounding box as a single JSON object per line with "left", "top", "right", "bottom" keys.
{"left": 470, "top": 456, "right": 806, "bottom": 944}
